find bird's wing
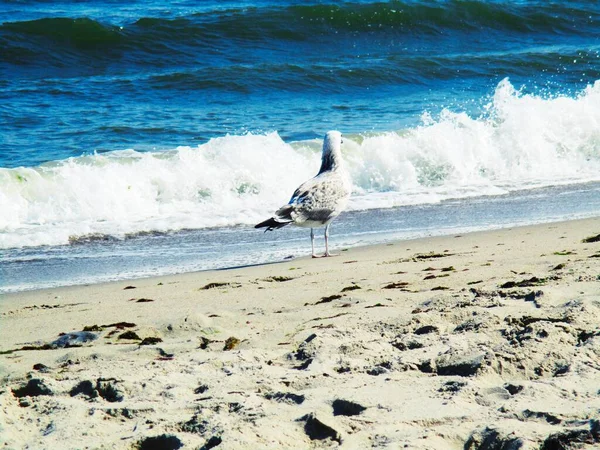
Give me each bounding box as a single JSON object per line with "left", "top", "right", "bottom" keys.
{"left": 288, "top": 177, "right": 318, "bottom": 205}
{"left": 285, "top": 172, "right": 350, "bottom": 224}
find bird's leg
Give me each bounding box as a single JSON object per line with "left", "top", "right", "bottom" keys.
{"left": 324, "top": 224, "right": 337, "bottom": 257}
{"left": 310, "top": 228, "right": 319, "bottom": 258}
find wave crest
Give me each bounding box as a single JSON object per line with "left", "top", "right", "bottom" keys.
{"left": 1, "top": 2, "right": 596, "bottom": 66}
{"left": 3, "top": 17, "right": 122, "bottom": 46}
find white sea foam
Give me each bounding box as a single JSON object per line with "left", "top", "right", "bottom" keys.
{"left": 2, "top": 78, "right": 600, "bottom": 249}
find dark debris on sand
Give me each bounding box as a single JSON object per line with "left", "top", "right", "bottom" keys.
{"left": 118, "top": 330, "right": 142, "bottom": 340}
{"left": 223, "top": 337, "right": 240, "bottom": 351}
{"left": 315, "top": 294, "right": 343, "bottom": 305}
{"left": 200, "top": 282, "right": 241, "bottom": 290}
{"left": 52, "top": 331, "right": 98, "bottom": 348}
{"left": 582, "top": 233, "right": 600, "bottom": 243}
{"left": 265, "top": 392, "right": 305, "bottom": 405}
{"left": 139, "top": 337, "right": 163, "bottom": 346}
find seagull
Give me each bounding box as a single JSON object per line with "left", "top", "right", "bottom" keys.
{"left": 255, "top": 130, "right": 351, "bottom": 258}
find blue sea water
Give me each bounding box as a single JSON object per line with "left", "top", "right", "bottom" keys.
{"left": 1, "top": 1, "right": 600, "bottom": 292}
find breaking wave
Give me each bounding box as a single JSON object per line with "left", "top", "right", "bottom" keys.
{"left": 2, "top": 78, "right": 600, "bottom": 249}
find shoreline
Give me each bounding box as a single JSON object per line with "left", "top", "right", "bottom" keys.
{"left": 4, "top": 178, "right": 600, "bottom": 295}
{"left": 2, "top": 216, "right": 600, "bottom": 449}
{"left": 4, "top": 207, "right": 600, "bottom": 296}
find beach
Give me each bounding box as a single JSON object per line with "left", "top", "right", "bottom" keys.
{"left": 2, "top": 217, "right": 600, "bottom": 449}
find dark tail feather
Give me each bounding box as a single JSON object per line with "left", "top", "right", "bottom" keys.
{"left": 255, "top": 217, "right": 291, "bottom": 232}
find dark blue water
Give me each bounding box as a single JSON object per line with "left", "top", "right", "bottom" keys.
{"left": 2, "top": 1, "right": 600, "bottom": 292}
{"left": 2, "top": 1, "right": 599, "bottom": 168}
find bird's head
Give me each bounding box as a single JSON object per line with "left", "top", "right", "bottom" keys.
{"left": 324, "top": 130, "right": 343, "bottom": 153}
{"left": 318, "top": 130, "right": 344, "bottom": 174}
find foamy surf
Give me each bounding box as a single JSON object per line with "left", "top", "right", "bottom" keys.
{"left": 2, "top": 78, "right": 600, "bottom": 250}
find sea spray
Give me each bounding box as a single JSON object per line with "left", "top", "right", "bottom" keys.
{"left": 348, "top": 78, "right": 600, "bottom": 206}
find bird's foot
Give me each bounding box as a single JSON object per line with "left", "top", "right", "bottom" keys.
{"left": 312, "top": 252, "right": 338, "bottom": 258}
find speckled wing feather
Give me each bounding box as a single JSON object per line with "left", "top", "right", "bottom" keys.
{"left": 285, "top": 171, "right": 350, "bottom": 226}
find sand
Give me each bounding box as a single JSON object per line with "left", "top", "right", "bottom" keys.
{"left": 1, "top": 217, "right": 600, "bottom": 450}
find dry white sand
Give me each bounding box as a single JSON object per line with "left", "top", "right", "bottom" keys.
{"left": 1, "top": 218, "right": 600, "bottom": 449}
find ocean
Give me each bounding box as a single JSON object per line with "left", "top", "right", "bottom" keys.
{"left": 2, "top": 0, "right": 600, "bottom": 293}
